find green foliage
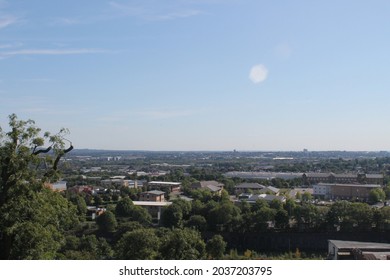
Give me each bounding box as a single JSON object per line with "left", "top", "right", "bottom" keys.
{"left": 206, "top": 234, "right": 227, "bottom": 259}
{"left": 369, "top": 188, "right": 386, "bottom": 203}
{"left": 252, "top": 206, "right": 276, "bottom": 232}
{"left": 115, "top": 197, "right": 134, "bottom": 217}
{"left": 68, "top": 193, "right": 88, "bottom": 221}
{"left": 130, "top": 206, "right": 152, "bottom": 225}
{"left": 9, "top": 222, "right": 63, "bottom": 259}
{"left": 60, "top": 235, "right": 113, "bottom": 260}
{"left": 207, "top": 201, "right": 241, "bottom": 232}
{"left": 114, "top": 221, "right": 144, "bottom": 241}
{"left": 275, "top": 209, "right": 289, "bottom": 229}
{"left": 96, "top": 211, "right": 117, "bottom": 233}
{"left": 326, "top": 201, "right": 373, "bottom": 231}
{"left": 384, "top": 185, "right": 390, "bottom": 199}
{"left": 0, "top": 114, "right": 79, "bottom": 259}
{"left": 269, "top": 199, "right": 283, "bottom": 210}
{"left": 301, "top": 192, "right": 312, "bottom": 202}
{"left": 159, "top": 228, "right": 206, "bottom": 260}
{"left": 115, "top": 228, "right": 160, "bottom": 260}
{"left": 161, "top": 203, "right": 184, "bottom": 228}
{"left": 186, "top": 215, "right": 207, "bottom": 231}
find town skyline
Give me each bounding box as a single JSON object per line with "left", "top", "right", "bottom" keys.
{"left": 1, "top": 1, "right": 390, "bottom": 151}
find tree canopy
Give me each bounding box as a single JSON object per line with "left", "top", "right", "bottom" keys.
{"left": 0, "top": 114, "right": 78, "bottom": 259}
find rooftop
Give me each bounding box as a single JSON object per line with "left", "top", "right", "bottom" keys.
{"left": 148, "top": 181, "right": 181, "bottom": 186}
{"left": 133, "top": 201, "right": 172, "bottom": 207}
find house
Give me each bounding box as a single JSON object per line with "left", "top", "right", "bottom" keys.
{"left": 328, "top": 240, "right": 390, "bottom": 260}
{"left": 191, "top": 180, "right": 224, "bottom": 195}
{"left": 146, "top": 181, "right": 182, "bottom": 193}
{"left": 139, "top": 190, "right": 166, "bottom": 202}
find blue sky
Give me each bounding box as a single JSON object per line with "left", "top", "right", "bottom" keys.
{"left": 1, "top": 0, "right": 390, "bottom": 151}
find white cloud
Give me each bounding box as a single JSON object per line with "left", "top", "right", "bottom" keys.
{"left": 0, "top": 15, "right": 17, "bottom": 29}
{"left": 109, "top": 1, "right": 203, "bottom": 21}
{"left": 0, "top": 48, "right": 107, "bottom": 58}
{"left": 249, "top": 64, "right": 268, "bottom": 84}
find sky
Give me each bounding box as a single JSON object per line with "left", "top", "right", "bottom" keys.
{"left": 1, "top": 0, "right": 390, "bottom": 151}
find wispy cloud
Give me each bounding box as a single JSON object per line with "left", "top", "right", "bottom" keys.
{"left": 249, "top": 64, "right": 268, "bottom": 84}
{"left": 0, "top": 48, "right": 107, "bottom": 58}
{"left": 0, "top": 15, "right": 18, "bottom": 29}
{"left": 0, "top": 42, "right": 22, "bottom": 49}
{"left": 20, "top": 78, "right": 57, "bottom": 83}
{"left": 147, "top": 10, "right": 202, "bottom": 21}
{"left": 109, "top": 1, "right": 203, "bottom": 21}
{"left": 50, "top": 1, "right": 204, "bottom": 26}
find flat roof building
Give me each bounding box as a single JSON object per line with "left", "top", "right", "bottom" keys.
{"left": 328, "top": 240, "right": 390, "bottom": 260}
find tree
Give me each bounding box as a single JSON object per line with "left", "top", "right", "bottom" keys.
{"left": 206, "top": 235, "right": 226, "bottom": 259}
{"left": 0, "top": 114, "right": 78, "bottom": 259}
{"left": 207, "top": 201, "right": 241, "bottom": 232}
{"left": 68, "top": 193, "right": 88, "bottom": 221}
{"left": 130, "top": 206, "right": 152, "bottom": 225}
{"left": 60, "top": 235, "right": 113, "bottom": 260}
{"left": 252, "top": 206, "right": 276, "bottom": 232}
{"left": 369, "top": 188, "right": 386, "bottom": 204}
{"left": 159, "top": 228, "right": 206, "bottom": 260}
{"left": 301, "top": 192, "right": 312, "bottom": 202}
{"left": 161, "top": 203, "right": 184, "bottom": 228}
{"left": 186, "top": 215, "right": 207, "bottom": 231}
{"left": 115, "top": 228, "right": 160, "bottom": 260}
{"left": 96, "top": 211, "right": 117, "bottom": 233}
{"left": 269, "top": 199, "right": 283, "bottom": 210}
{"left": 275, "top": 209, "right": 289, "bottom": 229}
{"left": 384, "top": 185, "right": 390, "bottom": 200}
{"left": 115, "top": 197, "right": 134, "bottom": 217}
{"left": 326, "top": 201, "right": 373, "bottom": 231}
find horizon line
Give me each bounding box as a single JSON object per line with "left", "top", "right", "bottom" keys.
{"left": 72, "top": 148, "right": 390, "bottom": 153}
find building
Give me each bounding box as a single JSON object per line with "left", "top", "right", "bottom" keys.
{"left": 238, "top": 193, "right": 286, "bottom": 204}
{"left": 234, "top": 183, "right": 280, "bottom": 195}
{"left": 67, "top": 185, "right": 94, "bottom": 195}
{"left": 224, "top": 171, "right": 303, "bottom": 180}
{"left": 133, "top": 201, "right": 172, "bottom": 224}
{"left": 139, "top": 190, "right": 165, "bottom": 202}
{"left": 303, "top": 173, "right": 384, "bottom": 185}
{"left": 191, "top": 180, "right": 224, "bottom": 195}
{"left": 288, "top": 188, "right": 313, "bottom": 199}
{"left": 328, "top": 240, "right": 390, "bottom": 260}
{"left": 101, "top": 177, "right": 129, "bottom": 188}
{"left": 48, "top": 181, "right": 67, "bottom": 192}
{"left": 146, "top": 181, "right": 182, "bottom": 193}
{"left": 313, "top": 183, "right": 382, "bottom": 201}
{"left": 124, "top": 179, "right": 145, "bottom": 189}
